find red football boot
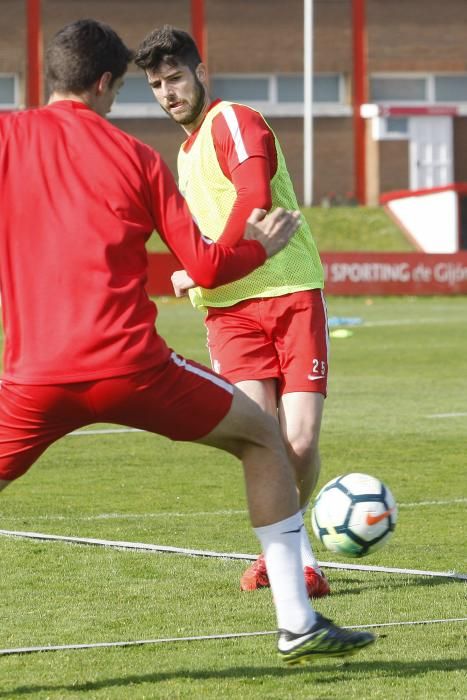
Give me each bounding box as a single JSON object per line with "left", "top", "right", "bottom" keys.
{"left": 303, "top": 566, "right": 331, "bottom": 598}
{"left": 240, "top": 555, "right": 330, "bottom": 598}
{"left": 240, "top": 554, "right": 269, "bottom": 590}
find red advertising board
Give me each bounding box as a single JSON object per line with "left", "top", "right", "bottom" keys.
{"left": 147, "top": 252, "right": 467, "bottom": 296}
{"left": 321, "top": 252, "right": 467, "bottom": 295}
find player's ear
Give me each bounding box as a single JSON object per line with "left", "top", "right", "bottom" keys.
{"left": 95, "top": 71, "right": 113, "bottom": 96}
{"left": 195, "top": 63, "right": 208, "bottom": 85}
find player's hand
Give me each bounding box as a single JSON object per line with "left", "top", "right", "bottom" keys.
{"left": 244, "top": 207, "right": 301, "bottom": 258}
{"left": 171, "top": 269, "right": 196, "bottom": 297}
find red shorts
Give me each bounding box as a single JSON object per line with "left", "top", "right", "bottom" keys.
{"left": 0, "top": 352, "right": 234, "bottom": 481}
{"left": 205, "top": 289, "right": 329, "bottom": 396}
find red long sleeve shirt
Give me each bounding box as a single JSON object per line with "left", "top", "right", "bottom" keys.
{"left": 182, "top": 100, "right": 278, "bottom": 246}
{"left": 0, "top": 101, "right": 266, "bottom": 383}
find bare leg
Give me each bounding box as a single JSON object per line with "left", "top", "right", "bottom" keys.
{"left": 232, "top": 382, "right": 328, "bottom": 592}
{"left": 197, "top": 386, "right": 315, "bottom": 632}
{"left": 235, "top": 379, "right": 278, "bottom": 416}
{"left": 234, "top": 381, "right": 324, "bottom": 509}
{"left": 279, "top": 392, "right": 324, "bottom": 508}
{"left": 277, "top": 391, "right": 329, "bottom": 579}
{"left": 196, "top": 386, "right": 298, "bottom": 527}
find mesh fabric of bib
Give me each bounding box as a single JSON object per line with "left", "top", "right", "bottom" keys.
{"left": 177, "top": 101, "right": 324, "bottom": 310}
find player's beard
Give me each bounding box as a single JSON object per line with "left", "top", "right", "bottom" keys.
{"left": 164, "top": 76, "right": 206, "bottom": 127}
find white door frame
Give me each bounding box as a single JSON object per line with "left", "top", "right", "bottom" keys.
{"left": 409, "top": 116, "right": 454, "bottom": 190}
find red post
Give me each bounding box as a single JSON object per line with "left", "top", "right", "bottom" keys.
{"left": 191, "top": 0, "right": 207, "bottom": 64}
{"left": 352, "top": 0, "right": 368, "bottom": 204}
{"left": 26, "top": 0, "right": 42, "bottom": 108}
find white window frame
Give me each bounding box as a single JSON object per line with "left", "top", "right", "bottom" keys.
{"left": 370, "top": 72, "right": 467, "bottom": 107}
{"left": 211, "top": 73, "right": 271, "bottom": 111}
{"left": 111, "top": 73, "right": 163, "bottom": 118}
{"left": 0, "top": 74, "right": 20, "bottom": 109}
{"left": 434, "top": 74, "right": 467, "bottom": 103}
{"left": 370, "top": 72, "right": 430, "bottom": 106}
{"left": 110, "top": 72, "right": 351, "bottom": 119}
{"left": 372, "top": 116, "right": 410, "bottom": 141}
{"left": 272, "top": 73, "right": 349, "bottom": 116}
{"left": 210, "top": 73, "right": 350, "bottom": 117}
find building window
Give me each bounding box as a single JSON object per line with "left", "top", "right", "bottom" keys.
{"left": 386, "top": 117, "right": 409, "bottom": 135}
{"left": 0, "top": 75, "right": 17, "bottom": 107}
{"left": 211, "top": 76, "right": 270, "bottom": 102}
{"left": 370, "top": 77, "right": 427, "bottom": 102}
{"left": 435, "top": 75, "right": 467, "bottom": 102}
{"left": 210, "top": 74, "right": 347, "bottom": 117}
{"left": 212, "top": 74, "right": 342, "bottom": 105}
{"left": 111, "top": 72, "right": 349, "bottom": 118}
{"left": 112, "top": 74, "right": 163, "bottom": 117}
{"left": 371, "top": 73, "right": 467, "bottom": 105}
{"left": 277, "top": 75, "right": 340, "bottom": 103}
{"left": 372, "top": 116, "right": 409, "bottom": 141}
{"left": 117, "top": 75, "right": 153, "bottom": 103}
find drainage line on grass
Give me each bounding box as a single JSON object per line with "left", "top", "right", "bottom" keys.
{"left": 0, "top": 529, "right": 466, "bottom": 581}
{"left": 1, "top": 618, "right": 466, "bottom": 656}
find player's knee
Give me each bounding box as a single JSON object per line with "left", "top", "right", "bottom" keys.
{"left": 286, "top": 429, "right": 319, "bottom": 465}
{"left": 204, "top": 387, "right": 287, "bottom": 460}
{"left": 247, "top": 414, "right": 287, "bottom": 457}
{"left": 239, "top": 404, "right": 289, "bottom": 463}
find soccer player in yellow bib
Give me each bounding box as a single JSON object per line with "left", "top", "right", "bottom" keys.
{"left": 136, "top": 26, "right": 330, "bottom": 599}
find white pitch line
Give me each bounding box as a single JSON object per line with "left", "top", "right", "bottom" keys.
{"left": 318, "top": 560, "right": 467, "bottom": 579}
{"left": 426, "top": 412, "right": 467, "bottom": 418}
{"left": 0, "top": 617, "right": 466, "bottom": 656}
{"left": 399, "top": 497, "right": 467, "bottom": 507}
{"left": 3, "top": 498, "right": 464, "bottom": 523}
{"left": 362, "top": 317, "right": 464, "bottom": 328}
{"left": 0, "top": 529, "right": 252, "bottom": 560}
{"left": 5, "top": 509, "right": 248, "bottom": 522}
{"left": 0, "top": 529, "right": 466, "bottom": 581}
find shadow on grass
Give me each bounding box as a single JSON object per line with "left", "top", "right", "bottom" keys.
{"left": 331, "top": 573, "right": 462, "bottom": 596}
{"left": 1, "top": 657, "right": 466, "bottom": 697}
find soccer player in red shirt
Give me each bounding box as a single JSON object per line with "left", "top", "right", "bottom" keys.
{"left": 135, "top": 27, "right": 330, "bottom": 599}
{"left": 0, "top": 19, "right": 374, "bottom": 663}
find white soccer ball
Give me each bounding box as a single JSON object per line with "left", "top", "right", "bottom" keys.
{"left": 311, "top": 473, "right": 397, "bottom": 558}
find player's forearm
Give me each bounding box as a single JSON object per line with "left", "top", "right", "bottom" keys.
{"left": 183, "top": 238, "right": 266, "bottom": 289}
{"left": 152, "top": 157, "right": 266, "bottom": 290}
{"left": 217, "top": 157, "right": 272, "bottom": 247}
{"left": 194, "top": 207, "right": 301, "bottom": 287}
{"left": 217, "top": 189, "right": 272, "bottom": 247}
{"left": 157, "top": 197, "right": 266, "bottom": 288}
{"left": 169, "top": 207, "right": 300, "bottom": 292}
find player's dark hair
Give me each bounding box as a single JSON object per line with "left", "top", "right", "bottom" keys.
{"left": 134, "top": 25, "right": 202, "bottom": 73}
{"left": 46, "top": 19, "right": 134, "bottom": 93}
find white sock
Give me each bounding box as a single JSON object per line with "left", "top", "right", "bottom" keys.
{"left": 300, "top": 503, "right": 321, "bottom": 571}
{"left": 254, "top": 512, "right": 316, "bottom": 633}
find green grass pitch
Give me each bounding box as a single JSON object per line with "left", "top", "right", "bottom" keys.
{"left": 0, "top": 295, "right": 466, "bottom": 699}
